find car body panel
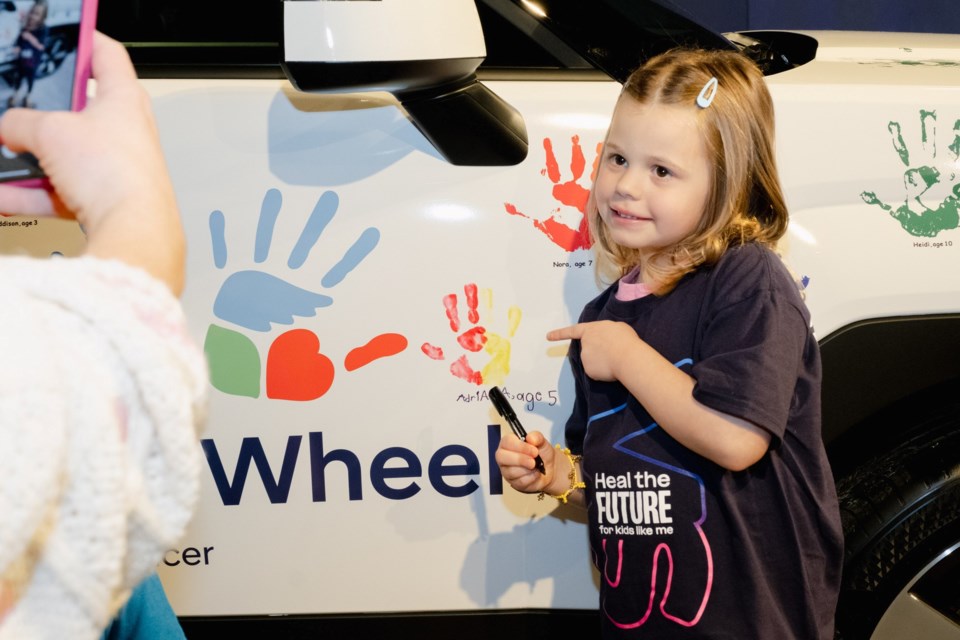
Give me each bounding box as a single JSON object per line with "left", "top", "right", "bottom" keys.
{"left": 145, "top": 76, "right": 614, "bottom": 614}
{"left": 140, "top": 31, "right": 960, "bottom": 615}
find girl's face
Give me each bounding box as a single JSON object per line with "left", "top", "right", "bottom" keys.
{"left": 26, "top": 5, "right": 45, "bottom": 28}
{"left": 594, "top": 97, "right": 712, "bottom": 269}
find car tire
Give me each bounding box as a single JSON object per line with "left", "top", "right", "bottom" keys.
{"left": 834, "top": 400, "right": 960, "bottom": 640}
{"left": 36, "top": 35, "right": 67, "bottom": 79}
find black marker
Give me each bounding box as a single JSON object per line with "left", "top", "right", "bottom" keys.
{"left": 489, "top": 386, "right": 546, "bottom": 475}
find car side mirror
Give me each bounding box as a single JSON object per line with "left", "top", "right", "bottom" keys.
{"left": 280, "top": 0, "right": 528, "bottom": 166}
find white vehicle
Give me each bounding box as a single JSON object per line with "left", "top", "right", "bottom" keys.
{"left": 5, "top": 0, "right": 959, "bottom": 638}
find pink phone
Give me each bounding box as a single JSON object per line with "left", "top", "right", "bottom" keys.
{"left": 0, "top": 0, "right": 98, "bottom": 187}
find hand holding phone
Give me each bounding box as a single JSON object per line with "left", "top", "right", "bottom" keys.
{"left": 0, "top": 32, "right": 186, "bottom": 293}
{"left": 0, "top": 0, "right": 98, "bottom": 187}
{"left": 489, "top": 386, "right": 546, "bottom": 475}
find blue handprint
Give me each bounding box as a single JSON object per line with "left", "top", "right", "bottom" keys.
{"left": 205, "top": 188, "right": 380, "bottom": 398}
{"left": 209, "top": 188, "right": 379, "bottom": 331}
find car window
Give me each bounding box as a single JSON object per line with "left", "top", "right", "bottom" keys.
{"left": 95, "top": 0, "right": 593, "bottom": 75}
{"left": 489, "top": 0, "right": 734, "bottom": 82}
{"left": 95, "top": 1, "right": 800, "bottom": 87}
{"left": 96, "top": 0, "right": 282, "bottom": 76}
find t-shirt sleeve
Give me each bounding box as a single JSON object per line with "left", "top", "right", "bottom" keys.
{"left": 690, "top": 281, "right": 809, "bottom": 442}
{"left": 563, "top": 292, "right": 612, "bottom": 455}
{"left": 563, "top": 339, "right": 589, "bottom": 455}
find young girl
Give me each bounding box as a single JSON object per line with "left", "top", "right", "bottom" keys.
{"left": 496, "top": 48, "right": 843, "bottom": 639}
{"left": 8, "top": 1, "right": 49, "bottom": 109}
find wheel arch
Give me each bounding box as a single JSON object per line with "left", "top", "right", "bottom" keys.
{"left": 822, "top": 314, "right": 960, "bottom": 638}
{"left": 819, "top": 313, "right": 960, "bottom": 471}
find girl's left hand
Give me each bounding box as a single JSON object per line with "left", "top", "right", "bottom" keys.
{"left": 547, "top": 320, "right": 639, "bottom": 381}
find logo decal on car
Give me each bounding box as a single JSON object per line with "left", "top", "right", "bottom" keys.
{"left": 204, "top": 188, "right": 407, "bottom": 401}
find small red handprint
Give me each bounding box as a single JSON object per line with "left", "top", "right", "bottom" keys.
{"left": 421, "top": 283, "right": 521, "bottom": 386}
{"left": 505, "top": 135, "right": 602, "bottom": 251}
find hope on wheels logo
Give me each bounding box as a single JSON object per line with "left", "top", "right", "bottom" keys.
{"left": 203, "top": 188, "right": 408, "bottom": 401}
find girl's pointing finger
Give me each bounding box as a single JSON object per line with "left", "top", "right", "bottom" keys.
{"left": 547, "top": 324, "right": 584, "bottom": 342}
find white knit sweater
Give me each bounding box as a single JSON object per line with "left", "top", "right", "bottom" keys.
{"left": 0, "top": 256, "right": 206, "bottom": 639}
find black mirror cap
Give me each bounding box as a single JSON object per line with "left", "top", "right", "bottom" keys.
{"left": 398, "top": 77, "right": 528, "bottom": 167}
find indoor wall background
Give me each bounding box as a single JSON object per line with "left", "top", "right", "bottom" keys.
{"left": 674, "top": 0, "right": 960, "bottom": 35}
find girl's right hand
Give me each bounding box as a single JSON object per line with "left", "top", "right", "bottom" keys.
{"left": 494, "top": 430, "right": 559, "bottom": 495}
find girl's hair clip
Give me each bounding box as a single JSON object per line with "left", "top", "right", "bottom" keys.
{"left": 696, "top": 77, "right": 718, "bottom": 108}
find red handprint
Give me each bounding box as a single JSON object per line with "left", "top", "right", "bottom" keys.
{"left": 422, "top": 283, "right": 521, "bottom": 386}
{"left": 505, "top": 135, "right": 602, "bottom": 251}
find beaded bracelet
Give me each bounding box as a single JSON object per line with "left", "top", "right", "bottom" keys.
{"left": 539, "top": 445, "right": 586, "bottom": 503}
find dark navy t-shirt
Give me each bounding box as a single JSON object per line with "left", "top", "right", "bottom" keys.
{"left": 565, "top": 243, "right": 843, "bottom": 639}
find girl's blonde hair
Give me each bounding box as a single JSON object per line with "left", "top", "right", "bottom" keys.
{"left": 26, "top": 1, "right": 48, "bottom": 25}
{"left": 590, "top": 48, "right": 789, "bottom": 293}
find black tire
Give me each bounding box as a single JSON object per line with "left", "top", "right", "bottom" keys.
{"left": 834, "top": 399, "right": 960, "bottom": 640}
{"left": 35, "top": 35, "right": 67, "bottom": 79}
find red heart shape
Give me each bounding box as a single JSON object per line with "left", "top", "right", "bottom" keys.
{"left": 266, "top": 329, "right": 335, "bottom": 401}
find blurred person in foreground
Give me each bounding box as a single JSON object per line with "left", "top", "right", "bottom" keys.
{"left": 0, "top": 32, "right": 206, "bottom": 640}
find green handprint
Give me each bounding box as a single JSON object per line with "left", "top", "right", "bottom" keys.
{"left": 860, "top": 110, "right": 960, "bottom": 237}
